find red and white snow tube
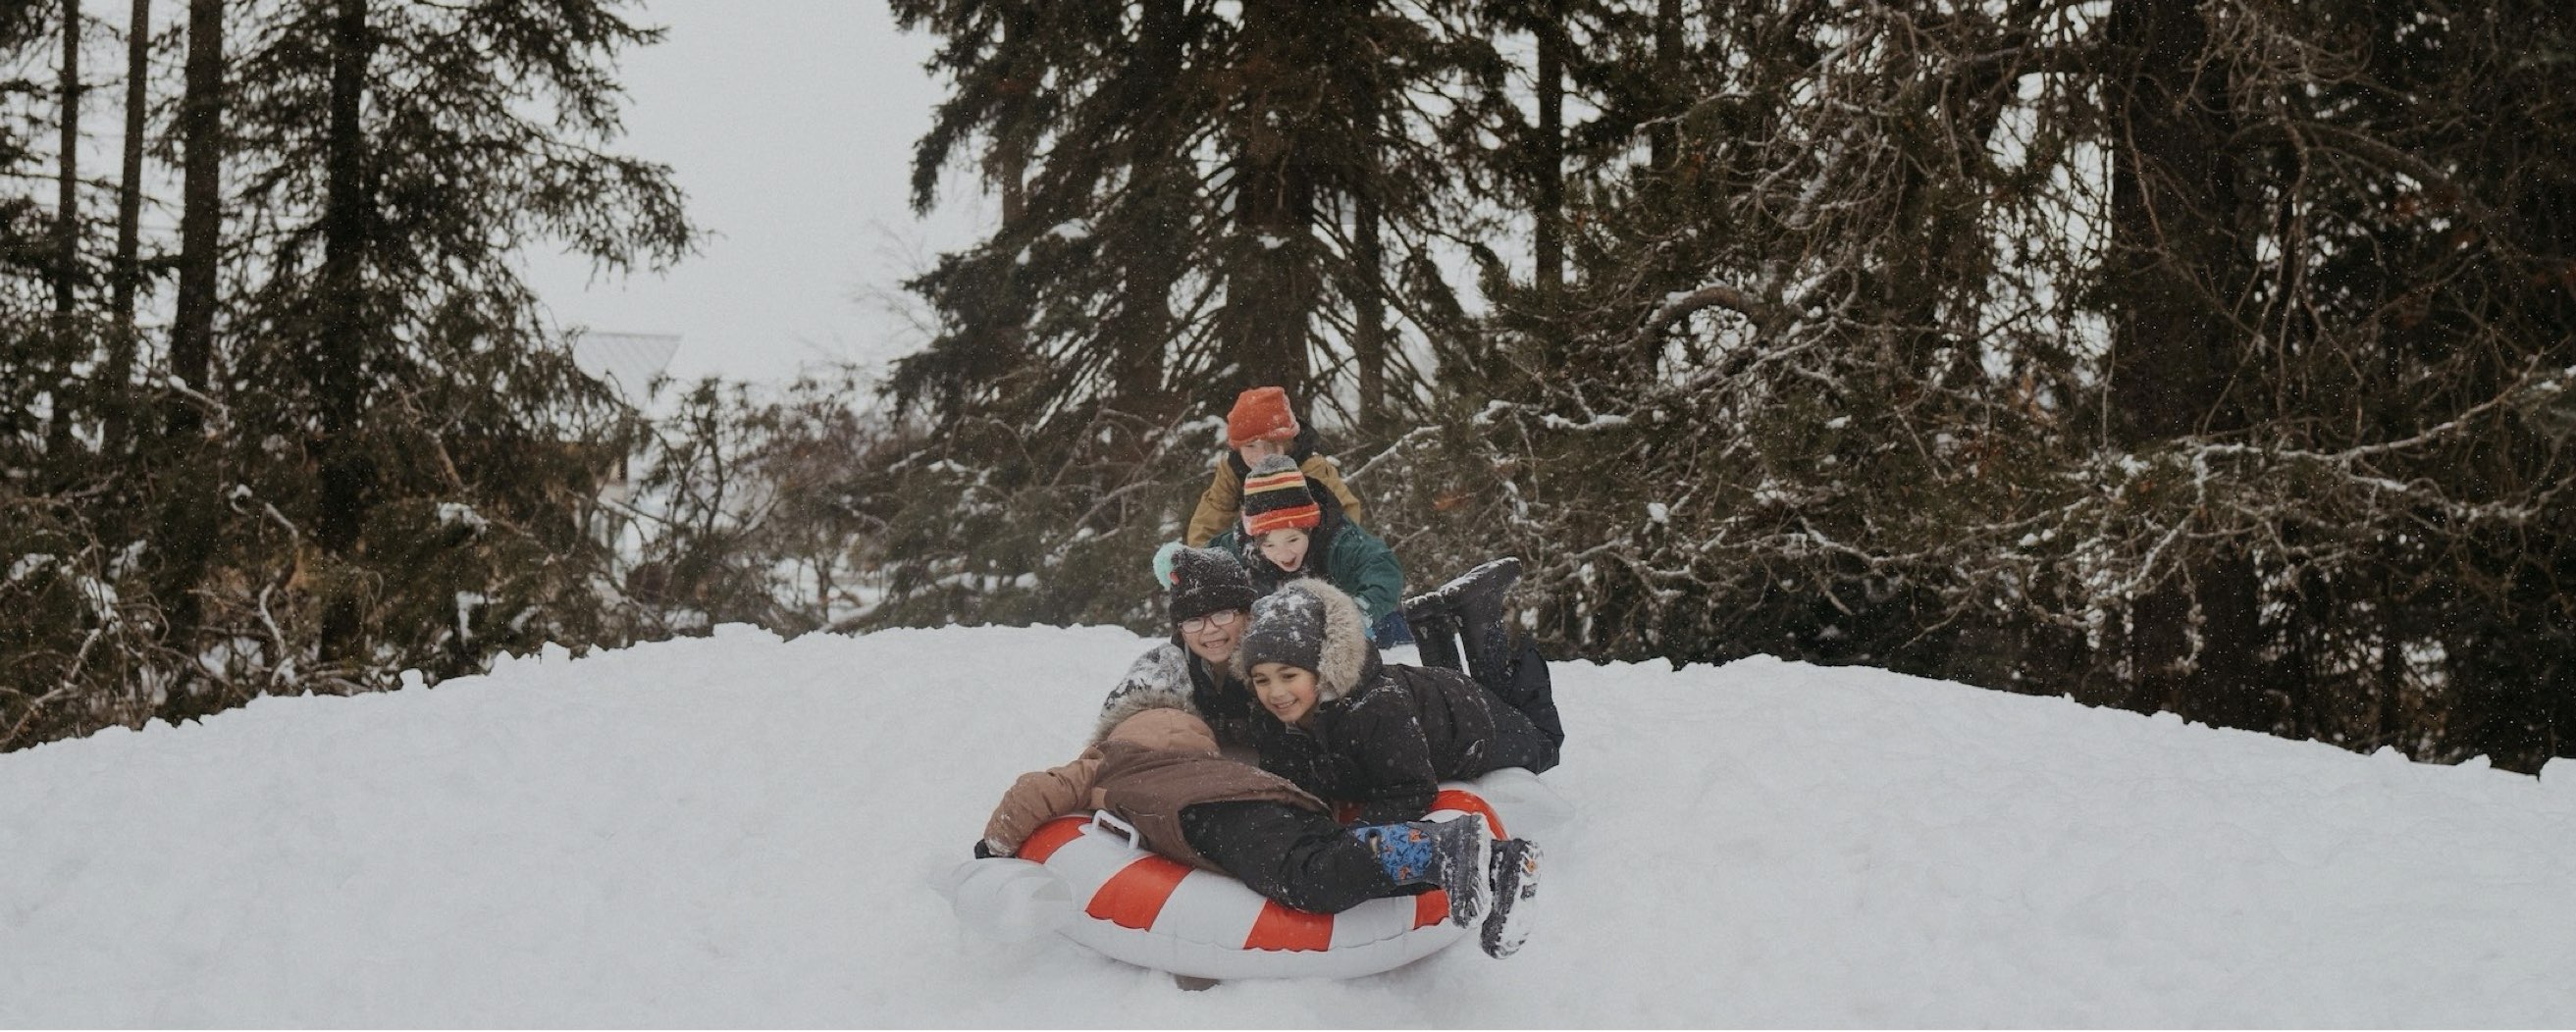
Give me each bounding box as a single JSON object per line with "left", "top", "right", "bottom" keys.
{"left": 948, "top": 766, "right": 1546, "bottom": 977}
{"left": 1021, "top": 786, "right": 1505, "bottom": 980}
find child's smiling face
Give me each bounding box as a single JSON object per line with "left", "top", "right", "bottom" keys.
{"left": 1249, "top": 661, "right": 1320, "bottom": 725}
{"left": 1257, "top": 528, "right": 1312, "bottom": 572}
{"left": 1180, "top": 608, "right": 1246, "bottom": 665}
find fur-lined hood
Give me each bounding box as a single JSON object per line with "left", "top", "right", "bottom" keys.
{"left": 1092, "top": 642, "right": 1198, "bottom": 745}
{"left": 1232, "top": 579, "right": 1380, "bottom": 702}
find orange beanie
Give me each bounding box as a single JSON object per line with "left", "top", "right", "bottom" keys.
{"left": 1226, "top": 387, "right": 1300, "bottom": 448}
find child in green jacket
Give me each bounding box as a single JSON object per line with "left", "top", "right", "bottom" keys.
{"left": 1211, "top": 453, "right": 1410, "bottom": 645}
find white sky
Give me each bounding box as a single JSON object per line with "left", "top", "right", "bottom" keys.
{"left": 519, "top": 0, "right": 993, "bottom": 387}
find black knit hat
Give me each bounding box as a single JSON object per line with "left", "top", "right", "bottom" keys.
{"left": 1160, "top": 542, "right": 1258, "bottom": 625}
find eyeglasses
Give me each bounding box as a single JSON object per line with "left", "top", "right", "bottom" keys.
{"left": 1181, "top": 610, "right": 1243, "bottom": 634}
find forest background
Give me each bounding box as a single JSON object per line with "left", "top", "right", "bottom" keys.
{"left": 3, "top": 0, "right": 2571, "bottom": 772}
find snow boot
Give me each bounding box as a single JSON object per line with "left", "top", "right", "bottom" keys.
{"left": 1480, "top": 838, "right": 1543, "bottom": 958}
{"left": 1349, "top": 814, "right": 1492, "bottom": 927}
{"left": 1450, "top": 557, "right": 1522, "bottom": 693}
{"left": 1402, "top": 601, "right": 1463, "bottom": 673}
{"left": 1401, "top": 557, "right": 1523, "bottom": 681}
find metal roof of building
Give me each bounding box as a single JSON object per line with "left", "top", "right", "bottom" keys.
{"left": 569, "top": 331, "right": 681, "bottom": 405}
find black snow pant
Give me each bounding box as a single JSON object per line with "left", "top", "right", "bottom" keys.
{"left": 1491, "top": 637, "right": 1564, "bottom": 751}
{"left": 1474, "top": 662, "right": 1562, "bottom": 775}
{"left": 1411, "top": 558, "right": 1564, "bottom": 752}
{"left": 1178, "top": 800, "right": 1404, "bottom": 914}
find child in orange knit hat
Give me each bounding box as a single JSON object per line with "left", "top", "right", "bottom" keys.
{"left": 1183, "top": 387, "right": 1368, "bottom": 547}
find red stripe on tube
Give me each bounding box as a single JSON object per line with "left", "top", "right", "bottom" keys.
{"left": 1243, "top": 900, "right": 1335, "bottom": 952}
{"left": 1015, "top": 815, "right": 1088, "bottom": 864}
{"left": 1432, "top": 789, "right": 1505, "bottom": 839}
{"left": 1085, "top": 855, "right": 1191, "bottom": 930}
{"left": 1411, "top": 890, "right": 1450, "bottom": 930}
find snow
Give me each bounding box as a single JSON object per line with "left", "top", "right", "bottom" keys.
{"left": 437, "top": 501, "right": 489, "bottom": 533}
{"left": 5, "top": 552, "right": 51, "bottom": 585}
{"left": 4, "top": 625, "right": 2575, "bottom": 1025}
{"left": 72, "top": 576, "right": 120, "bottom": 622}
{"left": 1537, "top": 412, "right": 1632, "bottom": 432}
{"left": 453, "top": 592, "right": 490, "bottom": 645}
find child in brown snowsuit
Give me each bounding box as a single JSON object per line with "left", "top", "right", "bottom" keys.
{"left": 980, "top": 706, "right": 1524, "bottom": 944}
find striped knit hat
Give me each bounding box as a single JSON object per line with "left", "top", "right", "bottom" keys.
{"left": 1240, "top": 454, "right": 1322, "bottom": 537}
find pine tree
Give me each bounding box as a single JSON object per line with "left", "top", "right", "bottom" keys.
{"left": 3, "top": 0, "right": 700, "bottom": 748}
{"left": 1406, "top": 0, "right": 2576, "bottom": 770}
{"left": 891, "top": 0, "right": 1501, "bottom": 433}
{"left": 212, "top": 0, "right": 696, "bottom": 677}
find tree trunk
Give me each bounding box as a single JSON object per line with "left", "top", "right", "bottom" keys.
{"left": 315, "top": 0, "right": 375, "bottom": 661}
{"left": 1217, "top": 0, "right": 1319, "bottom": 397}
{"left": 2107, "top": 0, "right": 2243, "bottom": 442}
{"left": 102, "top": 0, "right": 147, "bottom": 457}
{"left": 1353, "top": 187, "right": 1388, "bottom": 432}
{"left": 156, "top": 0, "right": 224, "bottom": 703}
{"left": 1350, "top": 3, "right": 1388, "bottom": 432}
{"left": 315, "top": 0, "right": 373, "bottom": 554}
{"left": 49, "top": 0, "right": 82, "bottom": 475}
{"left": 55, "top": 0, "right": 79, "bottom": 329}
{"left": 169, "top": 0, "right": 221, "bottom": 409}
{"left": 1533, "top": 8, "right": 1564, "bottom": 294}
{"left": 1106, "top": 0, "right": 1183, "bottom": 408}
{"left": 1651, "top": 0, "right": 1680, "bottom": 171}
{"left": 992, "top": 8, "right": 1032, "bottom": 232}
{"left": 1218, "top": 152, "right": 1317, "bottom": 396}
{"left": 2106, "top": 0, "right": 2260, "bottom": 726}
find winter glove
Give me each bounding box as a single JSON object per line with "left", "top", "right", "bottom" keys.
{"left": 1152, "top": 541, "right": 1185, "bottom": 589}
{"left": 973, "top": 839, "right": 999, "bottom": 859}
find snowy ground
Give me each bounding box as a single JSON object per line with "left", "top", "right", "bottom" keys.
{"left": 5, "top": 623, "right": 2574, "bottom": 1026}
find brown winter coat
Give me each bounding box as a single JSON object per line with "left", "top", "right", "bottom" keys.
{"left": 1183, "top": 451, "right": 1365, "bottom": 547}
{"left": 982, "top": 708, "right": 1327, "bottom": 871}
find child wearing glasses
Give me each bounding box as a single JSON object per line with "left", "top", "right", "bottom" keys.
{"left": 1093, "top": 544, "right": 1269, "bottom": 752}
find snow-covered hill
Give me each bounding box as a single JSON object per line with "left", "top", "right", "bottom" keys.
{"left": 5, "top": 624, "right": 2573, "bottom": 1026}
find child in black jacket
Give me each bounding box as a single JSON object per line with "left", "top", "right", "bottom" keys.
{"left": 1235, "top": 579, "right": 1562, "bottom": 826}
{"left": 1234, "top": 576, "right": 1558, "bottom": 957}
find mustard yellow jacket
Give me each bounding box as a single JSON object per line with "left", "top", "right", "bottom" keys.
{"left": 1183, "top": 451, "right": 1365, "bottom": 547}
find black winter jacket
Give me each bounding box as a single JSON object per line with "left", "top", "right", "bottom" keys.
{"left": 1251, "top": 656, "right": 1560, "bottom": 824}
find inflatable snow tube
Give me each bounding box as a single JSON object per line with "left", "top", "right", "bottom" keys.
{"left": 946, "top": 771, "right": 1553, "bottom": 981}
